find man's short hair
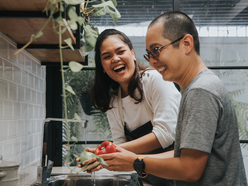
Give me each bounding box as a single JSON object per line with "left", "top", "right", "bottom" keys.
{"left": 149, "top": 11, "right": 200, "bottom": 55}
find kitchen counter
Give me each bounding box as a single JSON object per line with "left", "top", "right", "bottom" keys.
{"left": 23, "top": 165, "right": 153, "bottom": 186}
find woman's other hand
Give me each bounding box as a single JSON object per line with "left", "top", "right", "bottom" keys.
{"left": 85, "top": 147, "right": 96, "bottom": 153}
{"left": 99, "top": 146, "right": 138, "bottom": 172}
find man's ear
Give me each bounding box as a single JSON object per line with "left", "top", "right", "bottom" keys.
{"left": 182, "top": 34, "right": 194, "bottom": 55}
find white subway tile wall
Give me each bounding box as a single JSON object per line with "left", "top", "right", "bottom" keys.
{"left": 0, "top": 31, "right": 45, "bottom": 184}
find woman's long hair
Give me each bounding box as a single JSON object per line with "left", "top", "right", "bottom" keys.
{"left": 90, "top": 29, "right": 145, "bottom": 112}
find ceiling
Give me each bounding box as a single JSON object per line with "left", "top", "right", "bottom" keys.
{"left": 90, "top": 0, "right": 248, "bottom": 27}
{"left": 0, "top": 0, "right": 247, "bottom": 65}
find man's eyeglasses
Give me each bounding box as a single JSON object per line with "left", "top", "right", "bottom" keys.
{"left": 143, "top": 35, "right": 185, "bottom": 62}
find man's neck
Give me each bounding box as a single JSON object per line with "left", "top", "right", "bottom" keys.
{"left": 179, "top": 56, "right": 208, "bottom": 90}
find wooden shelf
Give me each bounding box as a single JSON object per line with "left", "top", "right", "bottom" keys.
{"left": 0, "top": 18, "right": 75, "bottom": 45}
{"left": 26, "top": 49, "right": 85, "bottom": 63}
{"left": 0, "top": 0, "right": 86, "bottom": 64}
{"left": 0, "top": 0, "right": 47, "bottom": 11}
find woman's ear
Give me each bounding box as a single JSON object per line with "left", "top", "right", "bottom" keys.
{"left": 131, "top": 49, "right": 137, "bottom": 61}
{"left": 182, "top": 34, "right": 194, "bottom": 55}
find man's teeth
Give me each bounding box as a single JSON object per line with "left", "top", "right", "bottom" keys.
{"left": 114, "top": 65, "right": 125, "bottom": 71}
{"left": 158, "top": 66, "right": 166, "bottom": 72}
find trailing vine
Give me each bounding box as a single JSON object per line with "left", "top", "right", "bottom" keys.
{"left": 14, "top": 0, "right": 121, "bottom": 171}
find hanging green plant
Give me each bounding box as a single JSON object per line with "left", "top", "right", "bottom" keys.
{"left": 15, "top": 0, "right": 121, "bottom": 55}
{"left": 14, "top": 0, "right": 121, "bottom": 171}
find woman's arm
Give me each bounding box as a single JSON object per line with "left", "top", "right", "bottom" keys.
{"left": 107, "top": 106, "right": 126, "bottom": 144}
{"left": 118, "top": 132, "right": 161, "bottom": 154}
{"left": 141, "top": 70, "right": 181, "bottom": 148}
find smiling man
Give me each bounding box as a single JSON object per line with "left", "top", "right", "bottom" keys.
{"left": 99, "top": 11, "right": 247, "bottom": 186}
{"left": 143, "top": 11, "right": 247, "bottom": 185}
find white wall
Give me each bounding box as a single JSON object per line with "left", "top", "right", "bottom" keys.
{"left": 0, "top": 31, "right": 46, "bottom": 185}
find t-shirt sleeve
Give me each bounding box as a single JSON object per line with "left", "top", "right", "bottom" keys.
{"left": 180, "top": 88, "right": 221, "bottom": 153}
{"left": 106, "top": 107, "right": 126, "bottom": 145}
{"left": 144, "top": 70, "right": 181, "bottom": 148}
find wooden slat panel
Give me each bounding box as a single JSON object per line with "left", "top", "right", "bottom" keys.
{"left": 0, "top": 0, "right": 47, "bottom": 11}
{"left": 0, "top": 18, "right": 76, "bottom": 45}
{"left": 26, "top": 49, "right": 85, "bottom": 63}
{"left": 0, "top": 0, "right": 85, "bottom": 64}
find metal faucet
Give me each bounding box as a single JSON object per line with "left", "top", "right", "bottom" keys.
{"left": 34, "top": 118, "right": 88, "bottom": 185}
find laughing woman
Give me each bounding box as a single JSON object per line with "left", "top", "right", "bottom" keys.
{"left": 89, "top": 29, "right": 180, "bottom": 186}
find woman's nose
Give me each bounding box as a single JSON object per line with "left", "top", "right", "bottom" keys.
{"left": 111, "top": 54, "right": 120, "bottom": 62}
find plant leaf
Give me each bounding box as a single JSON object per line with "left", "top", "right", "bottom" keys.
{"left": 68, "top": 7, "right": 78, "bottom": 21}
{"left": 78, "top": 150, "right": 108, "bottom": 171}
{"left": 60, "top": 4, "right": 65, "bottom": 12}
{"left": 91, "top": 7, "right": 107, "bottom": 17}
{"left": 65, "top": 85, "right": 76, "bottom": 95}
{"left": 74, "top": 113, "right": 81, "bottom": 121}
{"left": 55, "top": 16, "right": 65, "bottom": 26}
{"left": 92, "top": 1, "right": 121, "bottom": 24}
{"left": 83, "top": 24, "right": 99, "bottom": 48}
{"left": 64, "top": 38, "right": 74, "bottom": 50}
{"left": 71, "top": 136, "right": 78, "bottom": 142}
{"left": 63, "top": 0, "right": 84, "bottom": 5}
{"left": 110, "top": 0, "right": 117, "bottom": 7}
{"left": 77, "top": 16, "right": 85, "bottom": 26}
{"left": 68, "top": 20, "right": 78, "bottom": 30}
{"left": 34, "top": 31, "right": 43, "bottom": 39}
{"left": 69, "top": 61, "right": 84, "bottom": 72}
{"left": 83, "top": 42, "right": 94, "bottom": 52}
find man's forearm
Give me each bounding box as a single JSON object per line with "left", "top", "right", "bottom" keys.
{"left": 144, "top": 150, "right": 174, "bottom": 159}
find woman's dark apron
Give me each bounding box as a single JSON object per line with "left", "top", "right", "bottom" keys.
{"left": 118, "top": 87, "right": 174, "bottom": 186}
{"left": 124, "top": 121, "right": 174, "bottom": 186}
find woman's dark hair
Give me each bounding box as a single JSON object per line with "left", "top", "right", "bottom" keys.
{"left": 149, "top": 11, "right": 200, "bottom": 55}
{"left": 90, "top": 29, "right": 145, "bottom": 112}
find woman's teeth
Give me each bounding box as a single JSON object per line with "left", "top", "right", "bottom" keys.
{"left": 114, "top": 65, "right": 125, "bottom": 72}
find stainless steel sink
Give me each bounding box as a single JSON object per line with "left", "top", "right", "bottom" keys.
{"left": 48, "top": 175, "right": 130, "bottom": 186}
{"left": 31, "top": 173, "right": 143, "bottom": 186}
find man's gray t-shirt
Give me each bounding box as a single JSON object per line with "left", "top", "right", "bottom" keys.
{"left": 174, "top": 69, "right": 247, "bottom": 186}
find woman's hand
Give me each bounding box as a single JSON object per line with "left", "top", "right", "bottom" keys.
{"left": 76, "top": 157, "right": 103, "bottom": 173}
{"left": 85, "top": 147, "right": 96, "bottom": 153}
{"left": 76, "top": 147, "right": 102, "bottom": 173}
{"left": 99, "top": 146, "right": 138, "bottom": 172}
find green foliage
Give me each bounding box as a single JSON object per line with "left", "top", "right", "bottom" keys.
{"left": 92, "top": 110, "right": 112, "bottom": 140}
{"left": 62, "top": 69, "right": 113, "bottom": 165}
{"left": 65, "top": 0, "right": 121, "bottom": 52}
{"left": 62, "top": 70, "right": 94, "bottom": 165}
{"left": 129, "top": 173, "right": 143, "bottom": 186}
{"left": 15, "top": 0, "right": 121, "bottom": 57}
{"left": 217, "top": 69, "right": 248, "bottom": 148}
{"left": 69, "top": 61, "right": 84, "bottom": 72}
{"left": 229, "top": 89, "right": 248, "bottom": 144}
{"left": 217, "top": 70, "right": 233, "bottom": 79}
{"left": 14, "top": 0, "right": 121, "bottom": 173}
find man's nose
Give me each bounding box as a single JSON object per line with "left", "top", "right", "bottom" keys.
{"left": 149, "top": 57, "right": 158, "bottom": 67}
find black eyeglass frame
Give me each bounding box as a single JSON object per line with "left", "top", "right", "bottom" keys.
{"left": 143, "top": 35, "right": 185, "bottom": 61}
